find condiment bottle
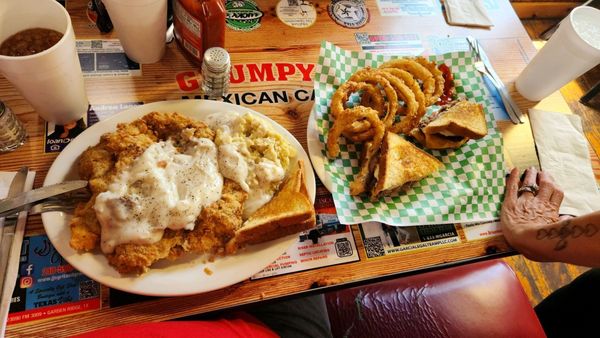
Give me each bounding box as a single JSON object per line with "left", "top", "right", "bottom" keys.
{"left": 201, "top": 47, "right": 230, "bottom": 99}
{"left": 173, "top": 0, "right": 226, "bottom": 65}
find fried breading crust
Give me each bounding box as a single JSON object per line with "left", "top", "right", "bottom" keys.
{"left": 105, "top": 180, "right": 246, "bottom": 274}
{"left": 107, "top": 229, "right": 185, "bottom": 275}
{"left": 184, "top": 180, "right": 248, "bottom": 256}
{"left": 69, "top": 112, "right": 218, "bottom": 273}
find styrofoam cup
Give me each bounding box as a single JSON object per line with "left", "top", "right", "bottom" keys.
{"left": 0, "top": 0, "right": 89, "bottom": 125}
{"left": 102, "top": 0, "right": 167, "bottom": 64}
{"left": 516, "top": 6, "right": 600, "bottom": 101}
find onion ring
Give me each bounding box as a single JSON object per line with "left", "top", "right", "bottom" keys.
{"left": 330, "top": 81, "right": 385, "bottom": 119}
{"left": 415, "top": 57, "right": 445, "bottom": 105}
{"left": 379, "top": 59, "right": 435, "bottom": 105}
{"left": 346, "top": 69, "right": 398, "bottom": 128}
{"left": 327, "top": 106, "right": 384, "bottom": 158}
{"left": 380, "top": 68, "right": 426, "bottom": 118}
{"left": 375, "top": 68, "right": 425, "bottom": 134}
{"left": 370, "top": 69, "right": 420, "bottom": 134}
{"left": 327, "top": 106, "right": 384, "bottom": 196}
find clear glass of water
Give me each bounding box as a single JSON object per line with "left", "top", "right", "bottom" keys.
{"left": 0, "top": 102, "right": 27, "bottom": 152}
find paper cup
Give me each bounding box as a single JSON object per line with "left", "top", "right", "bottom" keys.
{"left": 516, "top": 6, "right": 600, "bottom": 101}
{"left": 0, "top": 0, "right": 89, "bottom": 125}
{"left": 103, "top": 0, "right": 167, "bottom": 64}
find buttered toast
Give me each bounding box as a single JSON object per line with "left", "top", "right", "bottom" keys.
{"left": 227, "top": 160, "right": 316, "bottom": 251}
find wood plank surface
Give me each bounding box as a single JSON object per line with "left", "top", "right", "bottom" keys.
{"left": 511, "top": 2, "right": 582, "bottom": 19}
{"left": 2, "top": 0, "right": 592, "bottom": 336}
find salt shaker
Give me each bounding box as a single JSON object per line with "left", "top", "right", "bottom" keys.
{"left": 0, "top": 101, "right": 27, "bottom": 153}
{"left": 201, "top": 47, "right": 230, "bottom": 100}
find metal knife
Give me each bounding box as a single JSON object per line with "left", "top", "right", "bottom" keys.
{"left": 0, "top": 180, "right": 88, "bottom": 216}
{"left": 466, "top": 36, "right": 524, "bottom": 123}
{"left": 0, "top": 166, "right": 28, "bottom": 299}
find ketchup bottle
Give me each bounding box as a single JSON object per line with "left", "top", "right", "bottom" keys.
{"left": 173, "top": 0, "right": 226, "bottom": 65}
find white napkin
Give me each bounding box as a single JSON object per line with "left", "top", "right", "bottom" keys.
{"left": 529, "top": 109, "right": 600, "bottom": 216}
{"left": 444, "top": 0, "right": 494, "bottom": 28}
{"left": 0, "top": 171, "right": 35, "bottom": 337}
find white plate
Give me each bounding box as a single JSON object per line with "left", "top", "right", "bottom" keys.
{"left": 307, "top": 106, "right": 333, "bottom": 192}
{"left": 43, "top": 100, "right": 316, "bottom": 297}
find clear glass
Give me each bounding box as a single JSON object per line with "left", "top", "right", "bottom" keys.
{"left": 0, "top": 102, "right": 27, "bottom": 152}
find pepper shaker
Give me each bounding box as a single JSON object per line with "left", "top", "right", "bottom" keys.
{"left": 201, "top": 47, "right": 230, "bottom": 100}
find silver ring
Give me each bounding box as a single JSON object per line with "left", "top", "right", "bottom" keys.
{"left": 518, "top": 184, "right": 539, "bottom": 195}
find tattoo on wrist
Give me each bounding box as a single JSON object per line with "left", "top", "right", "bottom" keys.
{"left": 536, "top": 219, "right": 598, "bottom": 251}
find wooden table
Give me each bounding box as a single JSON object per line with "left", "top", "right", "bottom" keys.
{"left": 2, "top": 0, "right": 572, "bottom": 336}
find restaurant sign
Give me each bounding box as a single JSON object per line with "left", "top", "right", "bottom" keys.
{"left": 175, "top": 62, "right": 316, "bottom": 105}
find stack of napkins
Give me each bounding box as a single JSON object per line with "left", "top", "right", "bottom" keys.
{"left": 529, "top": 109, "right": 600, "bottom": 216}
{"left": 444, "top": 0, "right": 494, "bottom": 28}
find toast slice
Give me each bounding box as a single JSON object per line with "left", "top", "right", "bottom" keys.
{"left": 422, "top": 99, "right": 487, "bottom": 139}
{"left": 371, "top": 132, "right": 443, "bottom": 199}
{"left": 227, "top": 160, "right": 316, "bottom": 251}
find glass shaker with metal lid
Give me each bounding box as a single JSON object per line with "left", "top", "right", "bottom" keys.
{"left": 0, "top": 101, "right": 27, "bottom": 152}
{"left": 201, "top": 47, "right": 230, "bottom": 99}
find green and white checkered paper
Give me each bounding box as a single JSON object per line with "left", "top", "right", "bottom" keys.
{"left": 314, "top": 41, "right": 506, "bottom": 226}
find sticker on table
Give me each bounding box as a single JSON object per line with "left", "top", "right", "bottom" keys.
{"left": 360, "top": 222, "right": 461, "bottom": 259}
{"left": 44, "top": 117, "right": 88, "bottom": 153}
{"left": 328, "top": 0, "right": 369, "bottom": 29}
{"left": 44, "top": 102, "right": 144, "bottom": 153}
{"left": 225, "top": 0, "right": 264, "bottom": 32}
{"left": 276, "top": 0, "right": 317, "bottom": 28}
{"left": 355, "top": 33, "right": 424, "bottom": 55}
{"left": 375, "top": 0, "right": 439, "bottom": 16}
{"left": 76, "top": 40, "right": 141, "bottom": 77}
{"left": 427, "top": 35, "right": 470, "bottom": 55}
{"left": 87, "top": 102, "right": 144, "bottom": 126}
{"left": 252, "top": 177, "right": 359, "bottom": 279}
{"left": 7, "top": 234, "right": 101, "bottom": 325}
{"left": 460, "top": 220, "right": 502, "bottom": 241}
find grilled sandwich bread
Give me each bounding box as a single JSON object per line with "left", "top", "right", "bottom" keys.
{"left": 422, "top": 99, "right": 487, "bottom": 139}
{"left": 371, "top": 132, "right": 443, "bottom": 199}
{"left": 227, "top": 160, "right": 316, "bottom": 251}
{"left": 411, "top": 99, "right": 487, "bottom": 150}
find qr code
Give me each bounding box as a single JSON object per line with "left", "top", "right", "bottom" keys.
{"left": 91, "top": 40, "right": 103, "bottom": 49}
{"left": 354, "top": 32, "right": 370, "bottom": 46}
{"left": 79, "top": 280, "right": 100, "bottom": 300}
{"left": 364, "top": 237, "right": 385, "bottom": 258}
{"left": 335, "top": 238, "right": 353, "bottom": 257}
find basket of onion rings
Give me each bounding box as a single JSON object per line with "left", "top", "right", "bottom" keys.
{"left": 325, "top": 56, "right": 457, "bottom": 198}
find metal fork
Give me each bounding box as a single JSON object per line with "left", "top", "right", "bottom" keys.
{"left": 0, "top": 189, "right": 91, "bottom": 218}
{"left": 28, "top": 195, "right": 89, "bottom": 214}
{"left": 467, "top": 37, "right": 523, "bottom": 124}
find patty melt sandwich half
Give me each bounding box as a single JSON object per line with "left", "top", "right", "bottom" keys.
{"left": 370, "top": 132, "right": 443, "bottom": 200}
{"left": 410, "top": 99, "right": 487, "bottom": 150}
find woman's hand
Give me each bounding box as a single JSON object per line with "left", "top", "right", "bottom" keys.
{"left": 500, "top": 167, "right": 564, "bottom": 259}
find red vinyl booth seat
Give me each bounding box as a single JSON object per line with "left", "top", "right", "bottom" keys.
{"left": 324, "top": 260, "right": 546, "bottom": 338}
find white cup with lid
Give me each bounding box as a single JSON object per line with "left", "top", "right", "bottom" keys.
{"left": 516, "top": 6, "right": 600, "bottom": 101}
